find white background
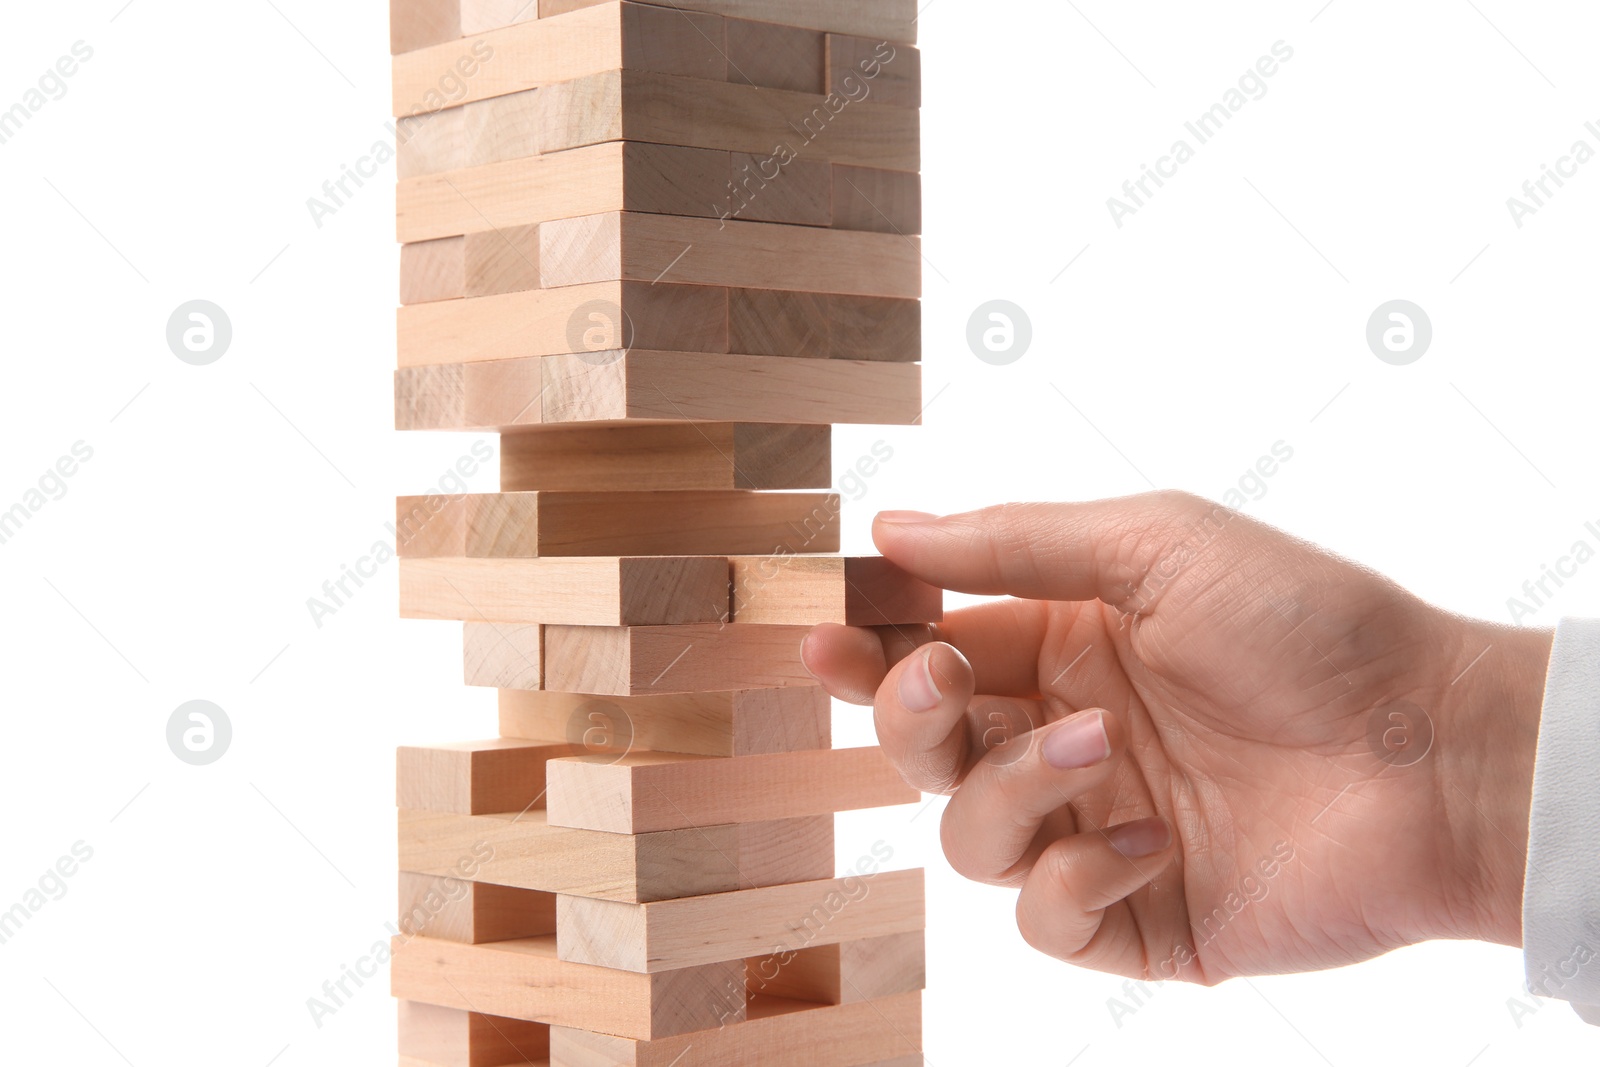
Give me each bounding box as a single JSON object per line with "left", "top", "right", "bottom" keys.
{"left": 1, "top": 0, "right": 1597, "bottom": 1063}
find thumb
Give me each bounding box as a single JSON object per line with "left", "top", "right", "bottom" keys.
{"left": 872, "top": 493, "right": 1242, "bottom": 612}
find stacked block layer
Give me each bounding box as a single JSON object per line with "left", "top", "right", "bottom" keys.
{"left": 389, "top": 2, "right": 929, "bottom": 1063}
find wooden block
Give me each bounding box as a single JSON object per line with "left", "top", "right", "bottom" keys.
{"left": 725, "top": 19, "right": 825, "bottom": 94}
{"left": 536, "top": 623, "right": 815, "bottom": 695}
{"left": 828, "top": 36, "right": 921, "bottom": 109}
{"left": 392, "top": 2, "right": 725, "bottom": 116}
{"left": 398, "top": 108, "right": 470, "bottom": 178}
{"left": 750, "top": 930, "right": 926, "bottom": 1005}
{"left": 396, "top": 281, "right": 727, "bottom": 368}
{"left": 459, "top": 0, "right": 539, "bottom": 37}
{"left": 498, "top": 424, "right": 831, "bottom": 492}
{"left": 390, "top": 934, "right": 746, "bottom": 1039}
{"left": 400, "top": 491, "right": 837, "bottom": 559}
{"left": 401, "top": 809, "right": 741, "bottom": 902}
{"left": 463, "top": 224, "right": 541, "bottom": 296}
{"left": 548, "top": 991, "right": 924, "bottom": 1067}
{"left": 540, "top": 212, "right": 920, "bottom": 298}
{"left": 396, "top": 362, "right": 468, "bottom": 430}
{"left": 497, "top": 687, "right": 831, "bottom": 758}
{"left": 730, "top": 555, "right": 942, "bottom": 626}
{"left": 464, "top": 623, "right": 543, "bottom": 690}
{"left": 399, "top": 873, "right": 558, "bottom": 944}
{"left": 397, "top": 141, "right": 734, "bottom": 244}
{"left": 539, "top": 0, "right": 917, "bottom": 42}
{"left": 726, "top": 153, "right": 831, "bottom": 227}
{"left": 546, "top": 747, "right": 916, "bottom": 833}
{"left": 392, "top": 0, "right": 459, "bottom": 54}
{"left": 402, "top": 237, "right": 466, "bottom": 304}
{"left": 462, "top": 88, "right": 548, "bottom": 168}
{"left": 538, "top": 70, "right": 920, "bottom": 173}
{"left": 557, "top": 870, "right": 923, "bottom": 973}
{"left": 727, "top": 289, "right": 920, "bottom": 361}
{"left": 398, "top": 556, "right": 729, "bottom": 626}
{"left": 398, "top": 1000, "right": 551, "bottom": 1066}
{"left": 397, "top": 739, "right": 587, "bottom": 814}
{"left": 831, "top": 165, "right": 922, "bottom": 235}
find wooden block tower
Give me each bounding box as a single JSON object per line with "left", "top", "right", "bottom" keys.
{"left": 387, "top": 3, "right": 930, "bottom": 1063}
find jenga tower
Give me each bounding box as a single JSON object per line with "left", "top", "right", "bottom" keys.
{"left": 387, "top": 3, "right": 931, "bottom": 1063}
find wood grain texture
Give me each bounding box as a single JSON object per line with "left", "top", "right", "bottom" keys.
{"left": 398, "top": 556, "right": 730, "bottom": 626}
{"left": 464, "top": 223, "right": 542, "bottom": 296}
{"left": 556, "top": 870, "right": 924, "bottom": 973}
{"left": 392, "top": 0, "right": 460, "bottom": 54}
{"left": 459, "top": 0, "right": 540, "bottom": 36}
{"left": 537, "top": 623, "right": 815, "bottom": 695}
{"left": 539, "top": 0, "right": 917, "bottom": 42}
{"left": 725, "top": 19, "right": 825, "bottom": 94}
{"left": 397, "top": 739, "right": 588, "bottom": 814}
{"left": 497, "top": 687, "right": 831, "bottom": 758}
{"left": 399, "top": 873, "right": 558, "bottom": 944}
{"left": 398, "top": 491, "right": 839, "bottom": 558}
{"left": 398, "top": 1000, "right": 551, "bottom": 1065}
{"left": 750, "top": 930, "right": 926, "bottom": 1006}
{"left": 402, "top": 236, "right": 467, "bottom": 304}
{"left": 539, "top": 211, "right": 920, "bottom": 298}
{"left": 829, "top": 36, "right": 921, "bottom": 109}
{"left": 726, "top": 153, "right": 831, "bottom": 227}
{"left": 393, "top": 1, "right": 725, "bottom": 115}
{"left": 727, "top": 288, "right": 920, "bottom": 361}
{"left": 730, "top": 555, "right": 943, "bottom": 626}
{"left": 538, "top": 70, "right": 920, "bottom": 173}
{"left": 831, "top": 164, "right": 922, "bottom": 235}
{"left": 545, "top": 747, "right": 916, "bottom": 833}
{"left": 547, "top": 991, "right": 923, "bottom": 1067}
{"left": 498, "top": 424, "right": 831, "bottom": 492}
{"left": 390, "top": 934, "right": 746, "bottom": 1038}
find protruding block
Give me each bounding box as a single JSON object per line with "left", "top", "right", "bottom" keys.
{"left": 831, "top": 165, "right": 922, "bottom": 235}
{"left": 398, "top": 1000, "right": 550, "bottom": 1066}
{"left": 497, "top": 687, "right": 831, "bottom": 758}
{"left": 730, "top": 555, "right": 943, "bottom": 625}
{"left": 547, "top": 991, "right": 924, "bottom": 1066}
{"left": 727, "top": 289, "right": 920, "bottom": 361}
{"left": 399, "top": 872, "right": 558, "bottom": 944}
{"left": 534, "top": 623, "right": 815, "bottom": 695}
{"left": 390, "top": 935, "right": 746, "bottom": 1039}
{"left": 398, "top": 556, "right": 730, "bottom": 626}
{"left": 397, "top": 491, "right": 840, "bottom": 558}
{"left": 401, "top": 236, "right": 467, "bottom": 304}
{"left": 828, "top": 36, "right": 921, "bottom": 109}
{"left": 498, "top": 424, "right": 831, "bottom": 493}
{"left": 546, "top": 748, "right": 916, "bottom": 833}
{"left": 397, "top": 739, "right": 586, "bottom": 815}
{"left": 556, "top": 870, "right": 924, "bottom": 973}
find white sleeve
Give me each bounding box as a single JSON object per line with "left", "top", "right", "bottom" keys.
{"left": 1522, "top": 617, "right": 1600, "bottom": 1024}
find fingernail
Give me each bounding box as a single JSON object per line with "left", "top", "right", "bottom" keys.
{"left": 1041, "top": 710, "right": 1110, "bottom": 770}
{"left": 877, "top": 511, "right": 939, "bottom": 525}
{"left": 1106, "top": 817, "right": 1172, "bottom": 859}
{"left": 898, "top": 648, "right": 942, "bottom": 712}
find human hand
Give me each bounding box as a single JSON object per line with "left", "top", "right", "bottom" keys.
{"left": 801, "top": 494, "right": 1552, "bottom": 982}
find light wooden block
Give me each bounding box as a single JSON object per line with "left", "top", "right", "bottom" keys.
{"left": 390, "top": 935, "right": 746, "bottom": 1039}
{"left": 730, "top": 555, "right": 943, "bottom": 626}
{"left": 832, "top": 165, "right": 922, "bottom": 235}
{"left": 397, "top": 739, "right": 586, "bottom": 814}
{"left": 546, "top": 748, "right": 916, "bottom": 833}
{"left": 464, "top": 623, "right": 543, "bottom": 690}
{"left": 398, "top": 1000, "right": 550, "bottom": 1066}
{"left": 392, "top": 0, "right": 460, "bottom": 54}
{"left": 463, "top": 224, "right": 541, "bottom": 297}
{"left": 539, "top": 0, "right": 917, "bottom": 42}
{"left": 398, "top": 556, "right": 729, "bottom": 626}
{"left": 547, "top": 991, "right": 924, "bottom": 1067}
{"left": 829, "top": 36, "right": 921, "bottom": 109}
{"left": 726, "top": 152, "right": 831, "bottom": 227}
{"left": 537, "top": 70, "right": 920, "bottom": 173}
{"left": 397, "top": 491, "right": 839, "bottom": 558}
{"left": 725, "top": 19, "right": 825, "bottom": 94}
{"left": 536, "top": 623, "right": 815, "bottom": 695}
{"left": 396, "top": 281, "right": 726, "bottom": 368}
{"left": 497, "top": 687, "right": 831, "bottom": 758}
{"left": 750, "top": 930, "right": 926, "bottom": 1005}
{"left": 401, "top": 810, "right": 832, "bottom": 901}
{"left": 498, "top": 424, "right": 831, "bottom": 492}
{"left": 727, "top": 289, "right": 920, "bottom": 361}
{"left": 459, "top": 0, "right": 540, "bottom": 36}
{"left": 399, "top": 873, "right": 558, "bottom": 944}
{"left": 540, "top": 211, "right": 920, "bottom": 299}
{"left": 556, "top": 870, "right": 924, "bottom": 973}
{"left": 401, "top": 236, "right": 467, "bottom": 304}
{"left": 392, "top": 1, "right": 725, "bottom": 115}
